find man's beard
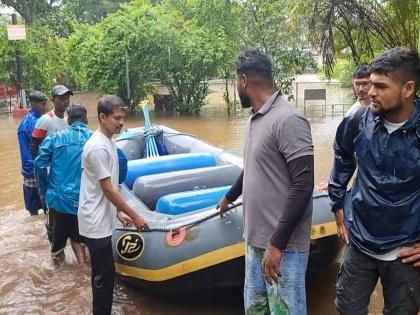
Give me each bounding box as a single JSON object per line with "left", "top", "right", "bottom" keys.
{"left": 372, "top": 101, "right": 405, "bottom": 117}
{"left": 239, "top": 91, "right": 252, "bottom": 108}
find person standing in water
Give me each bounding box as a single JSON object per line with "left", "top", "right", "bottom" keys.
{"left": 78, "top": 95, "right": 149, "bottom": 315}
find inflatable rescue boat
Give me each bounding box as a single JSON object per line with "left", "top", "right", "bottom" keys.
{"left": 112, "top": 125, "right": 339, "bottom": 294}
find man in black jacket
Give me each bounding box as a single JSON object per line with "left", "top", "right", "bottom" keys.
{"left": 329, "top": 47, "right": 420, "bottom": 315}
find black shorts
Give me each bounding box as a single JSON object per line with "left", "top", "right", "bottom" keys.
{"left": 47, "top": 208, "right": 84, "bottom": 257}
{"left": 336, "top": 243, "right": 420, "bottom": 315}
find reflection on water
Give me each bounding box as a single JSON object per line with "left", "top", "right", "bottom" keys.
{"left": 0, "top": 91, "right": 383, "bottom": 314}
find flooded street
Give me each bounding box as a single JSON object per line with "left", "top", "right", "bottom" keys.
{"left": 0, "top": 91, "right": 384, "bottom": 314}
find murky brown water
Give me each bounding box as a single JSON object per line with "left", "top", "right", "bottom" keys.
{"left": 0, "top": 91, "right": 384, "bottom": 314}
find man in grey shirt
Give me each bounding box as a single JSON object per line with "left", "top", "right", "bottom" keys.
{"left": 218, "top": 49, "right": 314, "bottom": 315}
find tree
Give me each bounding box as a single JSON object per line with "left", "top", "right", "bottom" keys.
{"left": 67, "top": 0, "right": 226, "bottom": 114}
{"left": 0, "top": 0, "right": 59, "bottom": 24}
{"left": 164, "top": 0, "right": 241, "bottom": 114}
{"left": 155, "top": 21, "right": 225, "bottom": 114}
{"left": 0, "top": 17, "right": 67, "bottom": 94}
{"left": 298, "top": 0, "right": 420, "bottom": 76}
{"left": 66, "top": 4, "right": 157, "bottom": 111}
{"left": 236, "top": 0, "right": 316, "bottom": 98}
{"left": 62, "top": 0, "right": 129, "bottom": 24}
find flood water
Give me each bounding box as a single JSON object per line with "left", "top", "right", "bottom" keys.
{"left": 0, "top": 91, "right": 384, "bottom": 314}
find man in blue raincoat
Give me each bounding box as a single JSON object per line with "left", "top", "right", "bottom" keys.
{"left": 329, "top": 47, "right": 420, "bottom": 315}
{"left": 17, "top": 91, "right": 48, "bottom": 216}
{"left": 35, "top": 104, "right": 92, "bottom": 265}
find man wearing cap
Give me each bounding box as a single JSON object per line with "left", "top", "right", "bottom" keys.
{"left": 17, "top": 91, "right": 48, "bottom": 216}
{"left": 30, "top": 85, "right": 73, "bottom": 158}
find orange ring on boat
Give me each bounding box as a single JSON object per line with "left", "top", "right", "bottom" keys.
{"left": 166, "top": 228, "right": 186, "bottom": 247}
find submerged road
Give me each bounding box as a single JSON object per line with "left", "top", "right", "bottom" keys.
{"left": 0, "top": 91, "right": 385, "bottom": 314}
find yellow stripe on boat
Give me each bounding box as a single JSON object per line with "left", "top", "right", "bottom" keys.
{"left": 116, "top": 241, "right": 246, "bottom": 281}
{"left": 311, "top": 221, "right": 337, "bottom": 239}
{"left": 115, "top": 222, "right": 337, "bottom": 282}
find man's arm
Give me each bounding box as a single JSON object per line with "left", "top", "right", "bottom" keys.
{"left": 30, "top": 117, "right": 48, "bottom": 158}
{"left": 86, "top": 148, "right": 148, "bottom": 229}
{"left": 328, "top": 113, "right": 362, "bottom": 244}
{"left": 328, "top": 116, "right": 358, "bottom": 212}
{"left": 270, "top": 155, "right": 314, "bottom": 249}
{"left": 218, "top": 170, "right": 243, "bottom": 216}
{"left": 399, "top": 243, "right": 420, "bottom": 267}
{"left": 264, "top": 155, "right": 314, "bottom": 285}
{"left": 99, "top": 177, "right": 148, "bottom": 229}
{"left": 17, "top": 129, "right": 32, "bottom": 171}
{"left": 34, "top": 135, "right": 54, "bottom": 198}
{"left": 263, "top": 114, "right": 314, "bottom": 285}
{"left": 225, "top": 170, "right": 243, "bottom": 202}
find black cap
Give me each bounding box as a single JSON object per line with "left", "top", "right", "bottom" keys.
{"left": 51, "top": 85, "right": 73, "bottom": 97}
{"left": 29, "top": 91, "right": 48, "bottom": 102}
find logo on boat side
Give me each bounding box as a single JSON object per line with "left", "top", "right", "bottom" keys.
{"left": 116, "top": 232, "right": 144, "bottom": 261}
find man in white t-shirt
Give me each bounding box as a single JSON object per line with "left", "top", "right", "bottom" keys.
{"left": 78, "top": 95, "right": 148, "bottom": 315}
{"left": 345, "top": 63, "right": 372, "bottom": 117}
{"left": 318, "top": 63, "right": 373, "bottom": 191}
{"left": 30, "top": 85, "right": 72, "bottom": 158}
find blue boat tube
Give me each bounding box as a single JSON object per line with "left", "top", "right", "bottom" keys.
{"left": 156, "top": 185, "right": 232, "bottom": 215}
{"left": 124, "top": 152, "right": 217, "bottom": 189}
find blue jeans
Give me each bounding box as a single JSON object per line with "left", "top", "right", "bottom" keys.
{"left": 244, "top": 245, "right": 309, "bottom": 315}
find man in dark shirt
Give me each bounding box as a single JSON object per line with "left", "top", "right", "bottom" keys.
{"left": 218, "top": 49, "right": 314, "bottom": 315}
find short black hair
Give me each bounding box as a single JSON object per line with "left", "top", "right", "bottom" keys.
{"left": 236, "top": 48, "right": 273, "bottom": 82}
{"left": 370, "top": 47, "right": 420, "bottom": 92}
{"left": 67, "top": 103, "right": 87, "bottom": 125}
{"left": 352, "top": 63, "right": 371, "bottom": 79}
{"left": 97, "top": 95, "right": 126, "bottom": 118}
{"left": 29, "top": 91, "right": 47, "bottom": 103}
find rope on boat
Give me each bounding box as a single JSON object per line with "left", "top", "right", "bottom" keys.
{"left": 115, "top": 192, "right": 329, "bottom": 234}
{"left": 114, "top": 130, "right": 201, "bottom": 143}
{"left": 115, "top": 202, "right": 243, "bottom": 234}
{"left": 141, "top": 101, "right": 160, "bottom": 158}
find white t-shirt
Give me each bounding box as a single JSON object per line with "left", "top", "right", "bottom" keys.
{"left": 78, "top": 130, "right": 119, "bottom": 238}
{"left": 34, "top": 110, "right": 68, "bottom": 136}
{"left": 383, "top": 119, "right": 407, "bottom": 134}
{"left": 362, "top": 246, "right": 410, "bottom": 261}
{"left": 345, "top": 100, "right": 361, "bottom": 117}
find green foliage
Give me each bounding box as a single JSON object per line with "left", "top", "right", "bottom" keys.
{"left": 66, "top": 5, "right": 157, "bottom": 111}
{"left": 331, "top": 58, "right": 354, "bottom": 88}
{"left": 67, "top": 0, "right": 228, "bottom": 114}
{"left": 237, "top": 0, "right": 316, "bottom": 98}
{"left": 192, "top": 0, "right": 241, "bottom": 114}
{"left": 298, "top": 0, "right": 420, "bottom": 77}
{"left": 21, "top": 25, "right": 67, "bottom": 93}
{"left": 160, "top": 0, "right": 240, "bottom": 114}
{"left": 0, "top": 23, "right": 16, "bottom": 84}
{"left": 0, "top": 19, "right": 66, "bottom": 95}
{"left": 1, "top": 0, "right": 326, "bottom": 115}
{"left": 0, "top": 0, "right": 128, "bottom": 26}
{"left": 0, "top": 0, "right": 59, "bottom": 24}
{"left": 63, "top": 0, "right": 129, "bottom": 24}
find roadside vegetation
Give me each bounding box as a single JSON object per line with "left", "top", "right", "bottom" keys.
{"left": 0, "top": 0, "right": 418, "bottom": 114}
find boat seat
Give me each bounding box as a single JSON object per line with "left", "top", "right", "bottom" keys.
{"left": 132, "top": 164, "right": 241, "bottom": 209}
{"left": 156, "top": 185, "right": 232, "bottom": 215}
{"left": 124, "top": 152, "right": 217, "bottom": 189}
